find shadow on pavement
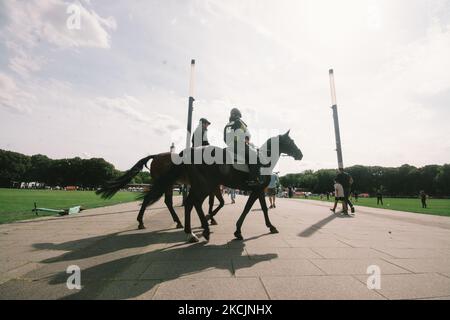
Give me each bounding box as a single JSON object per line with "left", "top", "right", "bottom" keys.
{"left": 34, "top": 227, "right": 186, "bottom": 263}
{"left": 42, "top": 233, "right": 277, "bottom": 299}
{"left": 298, "top": 213, "right": 340, "bottom": 237}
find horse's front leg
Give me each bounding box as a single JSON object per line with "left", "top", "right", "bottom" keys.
{"left": 259, "top": 193, "right": 278, "bottom": 234}
{"left": 234, "top": 191, "right": 259, "bottom": 240}
{"left": 164, "top": 188, "right": 183, "bottom": 229}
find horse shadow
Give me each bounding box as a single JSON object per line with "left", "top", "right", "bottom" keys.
{"left": 53, "top": 236, "right": 277, "bottom": 300}
{"left": 34, "top": 227, "right": 186, "bottom": 263}
{"left": 35, "top": 228, "right": 277, "bottom": 299}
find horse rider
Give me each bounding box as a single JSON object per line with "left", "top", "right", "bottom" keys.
{"left": 192, "top": 118, "right": 211, "bottom": 147}
{"left": 223, "top": 108, "right": 261, "bottom": 186}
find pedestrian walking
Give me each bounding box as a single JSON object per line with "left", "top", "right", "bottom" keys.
{"left": 376, "top": 189, "right": 383, "bottom": 205}
{"left": 230, "top": 188, "right": 236, "bottom": 204}
{"left": 335, "top": 168, "right": 355, "bottom": 214}
{"left": 420, "top": 191, "right": 427, "bottom": 208}
{"left": 330, "top": 180, "right": 344, "bottom": 214}
{"left": 267, "top": 173, "right": 279, "bottom": 208}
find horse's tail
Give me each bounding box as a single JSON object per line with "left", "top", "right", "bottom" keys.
{"left": 96, "top": 154, "right": 157, "bottom": 199}
{"left": 136, "top": 163, "right": 183, "bottom": 207}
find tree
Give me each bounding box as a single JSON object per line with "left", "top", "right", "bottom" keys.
{"left": 435, "top": 164, "right": 450, "bottom": 196}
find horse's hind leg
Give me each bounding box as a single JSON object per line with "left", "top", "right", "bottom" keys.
{"left": 208, "top": 193, "right": 214, "bottom": 215}
{"left": 193, "top": 195, "right": 211, "bottom": 241}
{"left": 164, "top": 188, "right": 183, "bottom": 229}
{"left": 212, "top": 187, "right": 225, "bottom": 214}
{"left": 184, "top": 193, "right": 199, "bottom": 243}
{"left": 234, "top": 191, "right": 259, "bottom": 240}
{"left": 207, "top": 187, "right": 224, "bottom": 225}
{"left": 137, "top": 195, "right": 152, "bottom": 229}
{"left": 259, "top": 193, "right": 278, "bottom": 234}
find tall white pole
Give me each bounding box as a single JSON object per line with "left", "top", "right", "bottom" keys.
{"left": 185, "top": 59, "right": 196, "bottom": 150}
{"left": 329, "top": 69, "right": 344, "bottom": 169}
{"left": 182, "top": 60, "right": 195, "bottom": 207}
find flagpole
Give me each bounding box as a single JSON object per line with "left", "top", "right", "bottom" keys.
{"left": 183, "top": 59, "right": 195, "bottom": 206}
{"left": 329, "top": 69, "right": 344, "bottom": 169}
{"left": 185, "top": 59, "right": 195, "bottom": 150}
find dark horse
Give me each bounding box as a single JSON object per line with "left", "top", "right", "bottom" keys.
{"left": 97, "top": 130, "right": 302, "bottom": 242}
{"left": 147, "top": 152, "right": 225, "bottom": 227}
{"left": 96, "top": 152, "right": 224, "bottom": 230}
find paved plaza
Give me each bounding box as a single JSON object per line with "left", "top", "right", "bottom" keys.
{"left": 1, "top": 196, "right": 450, "bottom": 300}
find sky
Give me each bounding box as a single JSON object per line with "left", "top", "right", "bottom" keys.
{"left": 1, "top": 0, "right": 449, "bottom": 174}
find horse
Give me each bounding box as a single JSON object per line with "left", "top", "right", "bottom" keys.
{"left": 97, "top": 130, "right": 302, "bottom": 242}
{"left": 148, "top": 152, "right": 225, "bottom": 227}
{"left": 96, "top": 152, "right": 224, "bottom": 230}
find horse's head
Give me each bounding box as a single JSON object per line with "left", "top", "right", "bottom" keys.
{"left": 279, "top": 130, "right": 303, "bottom": 161}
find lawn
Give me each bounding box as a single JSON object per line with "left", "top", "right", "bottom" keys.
{"left": 0, "top": 188, "right": 140, "bottom": 224}
{"left": 296, "top": 195, "right": 450, "bottom": 217}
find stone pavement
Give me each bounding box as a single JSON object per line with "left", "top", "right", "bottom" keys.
{"left": 0, "top": 196, "right": 450, "bottom": 300}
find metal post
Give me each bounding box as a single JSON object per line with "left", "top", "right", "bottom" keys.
{"left": 185, "top": 59, "right": 196, "bottom": 150}
{"left": 329, "top": 69, "right": 344, "bottom": 169}
{"left": 183, "top": 59, "right": 195, "bottom": 206}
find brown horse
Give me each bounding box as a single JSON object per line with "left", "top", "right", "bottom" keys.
{"left": 98, "top": 131, "right": 302, "bottom": 242}
{"left": 147, "top": 152, "right": 225, "bottom": 229}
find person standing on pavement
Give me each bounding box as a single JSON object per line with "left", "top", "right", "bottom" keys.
{"left": 330, "top": 180, "right": 345, "bottom": 213}
{"left": 230, "top": 188, "right": 236, "bottom": 204}
{"left": 420, "top": 191, "right": 427, "bottom": 208}
{"left": 376, "top": 189, "right": 383, "bottom": 205}
{"left": 267, "top": 173, "right": 279, "bottom": 209}
{"left": 335, "top": 168, "right": 355, "bottom": 215}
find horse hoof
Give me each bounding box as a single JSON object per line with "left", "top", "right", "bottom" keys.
{"left": 270, "top": 227, "right": 279, "bottom": 234}
{"left": 234, "top": 231, "right": 243, "bottom": 240}
{"left": 138, "top": 224, "right": 146, "bottom": 230}
{"left": 176, "top": 222, "right": 183, "bottom": 229}
{"left": 203, "top": 230, "right": 210, "bottom": 241}
{"left": 187, "top": 233, "right": 199, "bottom": 243}
{"left": 210, "top": 218, "right": 218, "bottom": 226}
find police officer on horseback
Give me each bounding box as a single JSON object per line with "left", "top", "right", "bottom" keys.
{"left": 192, "top": 118, "right": 211, "bottom": 147}
{"left": 224, "top": 108, "right": 261, "bottom": 186}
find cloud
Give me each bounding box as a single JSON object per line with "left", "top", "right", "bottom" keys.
{"left": 5, "top": 42, "right": 46, "bottom": 78}
{"left": 2, "top": 0, "right": 117, "bottom": 49}
{"left": 1, "top": 0, "right": 117, "bottom": 79}
{"left": 0, "top": 73, "right": 34, "bottom": 114}
{"left": 94, "top": 95, "right": 182, "bottom": 135}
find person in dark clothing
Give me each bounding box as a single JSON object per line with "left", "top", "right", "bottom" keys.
{"left": 224, "top": 108, "right": 261, "bottom": 186}
{"left": 288, "top": 186, "right": 294, "bottom": 198}
{"left": 376, "top": 189, "right": 383, "bottom": 205}
{"left": 335, "top": 168, "right": 355, "bottom": 214}
{"left": 420, "top": 191, "right": 427, "bottom": 208}
{"left": 192, "top": 118, "right": 211, "bottom": 147}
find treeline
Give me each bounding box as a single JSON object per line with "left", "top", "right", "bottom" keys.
{"left": 0, "top": 149, "right": 151, "bottom": 188}
{"left": 280, "top": 164, "right": 450, "bottom": 197}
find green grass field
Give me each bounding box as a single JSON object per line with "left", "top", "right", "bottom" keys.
{"left": 296, "top": 195, "right": 450, "bottom": 217}
{"left": 0, "top": 188, "right": 140, "bottom": 224}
